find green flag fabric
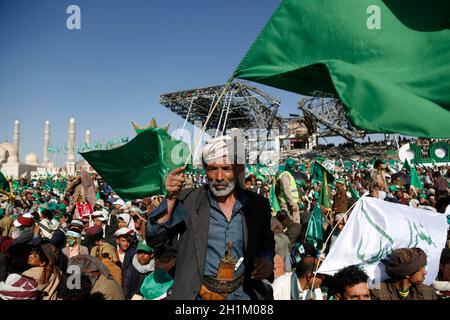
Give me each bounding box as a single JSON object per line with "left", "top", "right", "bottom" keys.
{"left": 0, "top": 171, "right": 10, "bottom": 193}
{"left": 45, "top": 176, "right": 54, "bottom": 192}
{"left": 306, "top": 202, "right": 324, "bottom": 250}
{"left": 349, "top": 184, "right": 361, "bottom": 200}
{"left": 234, "top": 0, "right": 450, "bottom": 138}
{"left": 269, "top": 179, "right": 281, "bottom": 213}
{"left": 410, "top": 168, "right": 424, "bottom": 190}
{"left": 311, "top": 161, "right": 335, "bottom": 185}
{"left": 319, "top": 171, "right": 332, "bottom": 209}
{"left": 81, "top": 128, "right": 191, "bottom": 201}
{"left": 402, "top": 160, "right": 412, "bottom": 171}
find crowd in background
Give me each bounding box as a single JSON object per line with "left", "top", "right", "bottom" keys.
{"left": 0, "top": 155, "right": 449, "bottom": 300}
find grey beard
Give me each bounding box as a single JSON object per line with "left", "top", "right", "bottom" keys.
{"left": 209, "top": 179, "right": 236, "bottom": 197}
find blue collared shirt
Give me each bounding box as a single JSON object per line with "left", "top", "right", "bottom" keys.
{"left": 204, "top": 189, "right": 249, "bottom": 300}
{"left": 147, "top": 187, "right": 250, "bottom": 300}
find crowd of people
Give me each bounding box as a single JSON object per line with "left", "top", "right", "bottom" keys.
{"left": 0, "top": 137, "right": 449, "bottom": 300}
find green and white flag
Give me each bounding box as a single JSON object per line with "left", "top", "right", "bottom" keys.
{"left": 318, "top": 197, "right": 447, "bottom": 286}
{"left": 234, "top": 0, "right": 450, "bottom": 138}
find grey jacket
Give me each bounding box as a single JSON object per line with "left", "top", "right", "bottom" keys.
{"left": 146, "top": 186, "right": 275, "bottom": 300}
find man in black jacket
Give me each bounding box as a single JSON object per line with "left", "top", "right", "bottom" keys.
{"left": 146, "top": 136, "right": 274, "bottom": 300}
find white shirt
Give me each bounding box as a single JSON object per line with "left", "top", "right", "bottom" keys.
{"left": 272, "top": 272, "right": 324, "bottom": 300}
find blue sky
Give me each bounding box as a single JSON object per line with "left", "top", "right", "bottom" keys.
{"left": 0, "top": 0, "right": 380, "bottom": 166}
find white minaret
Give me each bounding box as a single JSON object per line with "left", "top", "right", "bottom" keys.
{"left": 66, "top": 118, "right": 76, "bottom": 176}
{"left": 12, "top": 120, "right": 20, "bottom": 163}
{"left": 85, "top": 130, "right": 91, "bottom": 145}
{"left": 83, "top": 130, "right": 91, "bottom": 171}
{"left": 43, "top": 120, "right": 50, "bottom": 166}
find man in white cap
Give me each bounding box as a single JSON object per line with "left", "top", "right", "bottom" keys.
{"left": 92, "top": 211, "right": 116, "bottom": 246}
{"left": 146, "top": 135, "right": 275, "bottom": 300}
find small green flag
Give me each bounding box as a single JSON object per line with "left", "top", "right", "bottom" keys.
{"left": 0, "top": 171, "right": 10, "bottom": 193}
{"left": 402, "top": 160, "right": 412, "bottom": 171}
{"left": 306, "top": 202, "right": 324, "bottom": 250}
{"left": 311, "top": 161, "right": 335, "bottom": 185}
{"left": 81, "top": 128, "right": 191, "bottom": 201}
{"left": 45, "top": 176, "right": 54, "bottom": 192}
{"left": 269, "top": 178, "right": 281, "bottom": 213}
{"left": 234, "top": 0, "right": 450, "bottom": 138}
{"left": 410, "top": 167, "right": 424, "bottom": 190}
{"left": 319, "top": 171, "right": 332, "bottom": 209}
{"left": 349, "top": 183, "right": 360, "bottom": 200}
{"left": 12, "top": 179, "right": 20, "bottom": 192}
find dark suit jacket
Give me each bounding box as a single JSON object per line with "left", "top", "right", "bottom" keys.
{"left": 146, "top": 186, "right": 275, "bottom": 300}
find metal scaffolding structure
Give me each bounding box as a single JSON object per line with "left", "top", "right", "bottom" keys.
{"left": 159, "top": 82, "right": 284, "bottom": 134}
{"left": 298, "top": 91, "right": 366, "bottom": 141}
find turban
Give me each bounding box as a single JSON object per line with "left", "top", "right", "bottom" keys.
{"left": 385, "top": 247, "right": 427, "bottom": 278}
{"left": 86, "top": 226, "right": 103, "bottom": 242}
{"left": 202, "top": 136, "right": 234, "bottom": 164}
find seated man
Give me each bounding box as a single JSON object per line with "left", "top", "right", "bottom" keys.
{"left": 371, "top": 247, "right": 437, "bottom": 300}
{"left": 332, "top": 265, "right": 371, "bottom": 300}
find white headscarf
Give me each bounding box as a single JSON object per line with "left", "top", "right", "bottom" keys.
{"left": 117, "top": 213, "right": 137, "bottom": 233}
{"left": 202, "top": 136, "right": 234, "bottom": 164}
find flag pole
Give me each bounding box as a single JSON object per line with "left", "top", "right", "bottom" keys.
{"left": 309, "top": 197, "right": 361, "bottom": 299}
{"left": 183, "top": 76, "right": 235, "bottom": 168}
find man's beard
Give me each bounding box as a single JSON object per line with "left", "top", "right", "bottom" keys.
{"left": 209, "top": 179, "right": 236, "bottom": 197}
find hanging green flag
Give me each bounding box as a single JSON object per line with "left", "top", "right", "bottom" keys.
{"left": 234, "top": 0, "right": 450, "bottom": 138}
{"left": 269, "top": 178, "right": 281, "bottom": 213}
{"left": 0, "top": 171, "right": 10, "bottom": 193}
{"left": 81, "top": 128, "right": 191, "bottom": 201}
{"left": 306, "top": 202, "right": 324, "bottom": 250}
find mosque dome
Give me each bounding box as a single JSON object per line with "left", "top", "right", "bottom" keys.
{"left": 25, "top": 153, "right": 39, "bottom": 165}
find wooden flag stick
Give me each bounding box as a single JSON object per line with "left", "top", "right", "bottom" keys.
{"left": 308, "top": 198, "right": 361, "bottom": 299}
{"left": 183, "top": 76, "right": 234, "bottom": 168}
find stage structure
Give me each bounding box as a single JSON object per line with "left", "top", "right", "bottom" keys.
{"left": 159, "top": 82, "right": 287, "bottom": 164}
{"left": 159, "top": 82, "right": 284, "bottom": 134}
{"left": 297, "top": 91, "right": 366, "bottom": 141}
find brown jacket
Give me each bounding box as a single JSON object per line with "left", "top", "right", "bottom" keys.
{"left": 332, "top": 185, "right": 348, "bottom": 213}
{"left": 370, "top": 281, "right": 437, "bottom": 300}
{"left": 90, "top": 242, "right": 122, "bottom": 285}
{"left": 91, "top": 274, "right": 125, "bottom": 300}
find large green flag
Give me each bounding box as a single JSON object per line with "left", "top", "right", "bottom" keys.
{"left": 0, "top": 171, "right": 10, "bottom": 193}
{"left": 234, "top": 0, "right": 450, "bottom": 138}
{"left": 81, "top": 128, "right": 191, "bottom": 201}
{"left": 306, "top": 202, "right": 324, "bottom": 250}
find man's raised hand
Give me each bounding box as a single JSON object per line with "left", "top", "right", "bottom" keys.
{"left": 165, "top": 166, "right": 186, "bottom": 200}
